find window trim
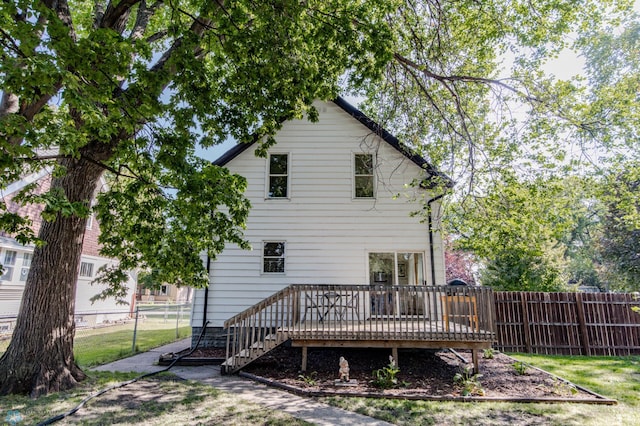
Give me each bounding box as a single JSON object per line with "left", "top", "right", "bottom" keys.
{"left": 353, "top": 152, "right": 375, "bottom": 199}
{"left": 0, "top": 250, "right": 17, "bottom": 281}
{"left": 367, "top": 251, "right": 427, "bottom": 286}
{"left": 22, "top": 252, "right": 32, "bottom": 267}
{"left": 266, "top": 153, "right": 290, "bottom": 199}
{"left": 262, "top": 241, "right": 286, "bottom": 274}
{"left": 79, "top": 261, "right": 94, "bottom": 277}
{"left": 19, "top": 252, "right": 32, "bottom": 282}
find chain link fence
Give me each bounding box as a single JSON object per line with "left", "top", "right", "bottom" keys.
{"left": 1, "top": 303, "right": 192, "bottom": 365}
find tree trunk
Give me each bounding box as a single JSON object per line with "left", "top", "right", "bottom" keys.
{"left": 0, "top": 156, "right": 105, "bottom": 397}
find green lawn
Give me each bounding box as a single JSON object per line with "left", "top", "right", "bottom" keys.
{"left": 321, "top": 354, "right": 640, "bottom": 426}
{"left": 0, "top": 372, "right": 310, "bottom": 426}
{"left": 74, "top": 324, "right": 192, "bottom": 367}
{"left": 3, "top": 331, "right": 639, "bottom": 425}
{"left": 513, "top": 353, "right": 640, "bottom": 406}
{"left": 2, "top": 318, "right": 192, "bottom": 367}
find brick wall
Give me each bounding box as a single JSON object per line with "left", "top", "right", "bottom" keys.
{"left": 2, "top": 174, "right": 102, "bottom": 256}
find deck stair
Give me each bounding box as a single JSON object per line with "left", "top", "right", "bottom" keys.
{"left": 221, "top": 332, "right": 286, "bottom": 373}
{"left": 221, "top": 286, "right": 297, "bottom": 374}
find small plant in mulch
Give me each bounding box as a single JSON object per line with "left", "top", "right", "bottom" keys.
{"left": 482, "top": 348, "right": 495, "bottom": 359}
{"left": 453, "top": 365, "right": 485, "bottom": 396}
{"left": 297, "top": 371, "right": 318, "bottom": 387}
{"left": 371, "top": 356, "right": 408, "bottom": 389}
{"left": 549, "top": 377, "right": 579, "bottom": 396}
{"left": 512, "top": 361, "right": 529, "bottom": 375}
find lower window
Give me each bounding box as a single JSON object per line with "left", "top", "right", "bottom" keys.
{"left": 263, "top": 242, "right": 285, "bottom": 273}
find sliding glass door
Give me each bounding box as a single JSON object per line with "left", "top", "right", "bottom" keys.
{"left": 368, "top": 252, "right": 425, "bottom": 315}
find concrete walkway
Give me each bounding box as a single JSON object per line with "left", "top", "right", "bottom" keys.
{"left": 93, "top": 339, "right": 393, "bottom": 426}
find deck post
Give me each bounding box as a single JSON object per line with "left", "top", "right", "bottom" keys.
{"left": 472, "top": 349, "right": 479, "bottom": 373}
{"left": 301, "top": 346, "right": 308, "bottom": 372}
{"left": 392, "top": 347, "right": 398, "bottom": 367}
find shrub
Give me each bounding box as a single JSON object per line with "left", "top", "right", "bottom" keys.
{"left": 453, "top": 365, "right": 485, "bottom": 396}
{"left": 513, "top": 361, "right": 529, "bottom": 375}
{"left": 371, "top": 356, "right": 407, "bottom": 389}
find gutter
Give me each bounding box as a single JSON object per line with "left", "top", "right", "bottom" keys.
{"left": 427, "top": 194, "right": 446, "bottom": 286}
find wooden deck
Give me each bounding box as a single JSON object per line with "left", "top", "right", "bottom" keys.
{"left": 286, "top": 320, "right": 493, "bottom": 341}
{"left": 222, "top": 284, "right": 496, "bottom": 374}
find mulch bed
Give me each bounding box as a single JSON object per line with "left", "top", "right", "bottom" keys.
{"left": 171, "top": 345, "right": 616, "bottom": 404}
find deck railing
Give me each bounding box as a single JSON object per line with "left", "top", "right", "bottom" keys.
{"left": 223, "top": 284, "right": 495, "bottom": 373}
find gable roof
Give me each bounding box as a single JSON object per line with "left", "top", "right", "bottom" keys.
{"left": 213, "top": 97, "right": 453, "bottom": 187}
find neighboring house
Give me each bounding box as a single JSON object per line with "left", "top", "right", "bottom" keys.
{"left": 0, "top": 169, "right": 136, "bottom": 325}
{"left": 191, "top": 98, "right": 455, "bottom": 347}
{"left": 137, "top": 283, "right": 193, "bottom": 304}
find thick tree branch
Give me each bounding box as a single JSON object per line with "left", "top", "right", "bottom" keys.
{"left": 43, "top": 0, "right": 78, "bottom": 42}
{"left": 0, "top": 93, "right": 20, "bottom": 117}
{"left": 100, "top": 0, "right": 141, "bottom": 33}
{"left": 148, "top": 17, "right": 211, "bottom": 77}
{"left": 146, "top": 29, "right": 168, "bottom": 44}
{"left": 132, "top": 0, "right": 164, "bottom": 40}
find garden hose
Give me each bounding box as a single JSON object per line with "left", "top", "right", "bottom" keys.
{"left": 37, "top": 321, "right": 210, "bottom": 426}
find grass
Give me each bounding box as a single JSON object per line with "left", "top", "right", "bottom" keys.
{"left": 1, "top": 320, "right": 309, "bottom": 425}
{"left": 2, "top": 318, "right": 192, "bottom": 368}
{"left": 74, "top": 323, "right": 192, "bottom": 367}
{"left": 513, "top": 353, "right": 640, "bottom": 406}
{"left": 320, "top": 354, "right": 640, "bottom": 426}
{"left": 0, "top": 371, "right": 311, "bottom": 425}
{"left": 3, "top": 327, "right": 639, "bottom": 425}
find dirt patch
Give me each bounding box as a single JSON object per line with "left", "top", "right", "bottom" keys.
{"left": 196, "top": 346, "right": 614, "bottom": 402}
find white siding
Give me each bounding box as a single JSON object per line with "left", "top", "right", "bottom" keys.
{"left": 193, "top": 101, "right": 447, "bottom": 326}
{"left": 74, "top": 254, "right": 136, "bottom": 315}
{"left": 0, "top": 247, "right": 134, "bottom": 318}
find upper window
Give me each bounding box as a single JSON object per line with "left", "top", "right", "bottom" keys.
{"left": 354, "top": 153, "right": 374, "bottom": 198}
{"left": 0, "top": 250, "right": 17, "bottom": 281}
{"left": 79, "top": 262, "right": 94, "bottom": 277}
{"left": 268, "top": 154, "right": 289, "bottom": 198}
{"left": 263, "top": 242, "right": 285, "bottom": 273}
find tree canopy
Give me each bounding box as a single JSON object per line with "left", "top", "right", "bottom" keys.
{"left": 448, "top": 175, "right": 576, "bottom": 291}
{"left": 357, "top": 0, "right": 638, "bottom": 190}
{"left": 1, "top": 0, "right": 395, "bottom": 295}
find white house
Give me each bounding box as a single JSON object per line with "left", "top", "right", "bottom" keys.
{"left": 0, "top": 169, "right": 136, "bottom": 326}
{"left": 191, "top": 98, "right": 452, "bottom": 346}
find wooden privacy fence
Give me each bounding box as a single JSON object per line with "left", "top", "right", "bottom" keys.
{"left": 494, "top": 292, "right": 640, "bottom": 356}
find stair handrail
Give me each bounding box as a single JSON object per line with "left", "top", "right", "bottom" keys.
{"left": 223, "top": 284, "right": 297, "bottom": 329}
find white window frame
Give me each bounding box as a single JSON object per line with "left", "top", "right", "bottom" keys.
{"left": 79, "top": 261, "right": 94, "bottom": 277}
{"left": 86, "top": 199, "right": 97, "bottom": 230}
{"left": 262, "top": 241, "right": 286, "bottom": 274}
{"left": 19, "top": 252, "right": 32, "bottom": 282}
{"left": 266, "top": 153, "right": 290, "bottom": 199}
{"left": 367, "top": 251, "right": 427, "bottom": 286}
{"left": 353, "top": 152, "right": 375, "bottom": 199}
{"left": 1, "top": 250, "right": 17, "bottom": 281}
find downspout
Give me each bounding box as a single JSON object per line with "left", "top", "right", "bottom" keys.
{"left": 202, "top": 211, "right": 214, "bottom": 330}
{"left": 203, "top": 253, "right": 211, "bottom": 329}
{"left": 427, "top": 194, "right": 445, "bottom": 286}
